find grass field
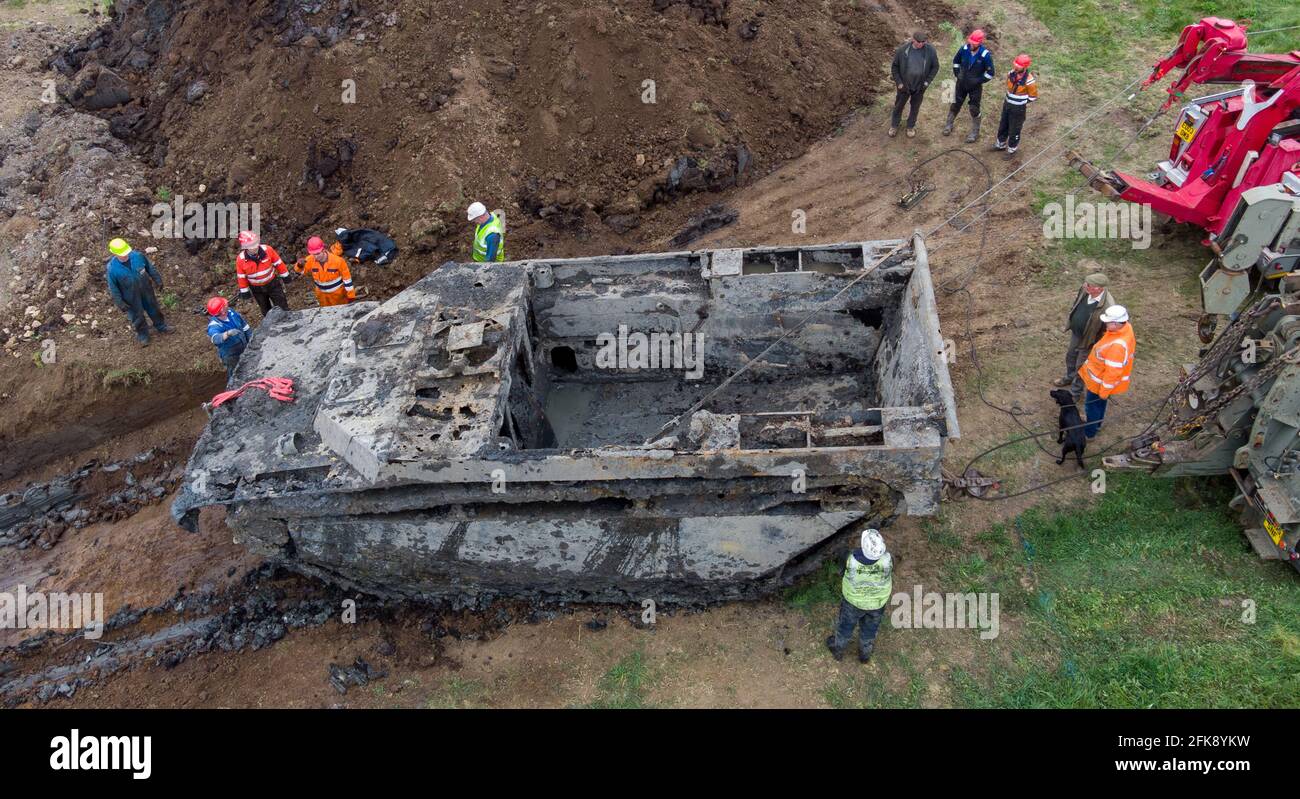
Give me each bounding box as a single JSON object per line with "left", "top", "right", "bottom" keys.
{"left": 783, "top": 476, "right": 1300, "bottom": 708}
{"left": 799, "top": 0, "right": 1300, "bottom": 708}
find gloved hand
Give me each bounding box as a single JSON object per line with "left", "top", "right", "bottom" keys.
{"left": 282, "top": 271, "right": 295, "bottom": 283}
{"left": 222, "top": 330, "right": 237, "bottom": 341}
{"left": 233, "top": 292, "right": 246, "bottom": 304}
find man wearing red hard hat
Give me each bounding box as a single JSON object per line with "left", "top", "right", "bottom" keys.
{"left": 993, "top": 53, "right": 1038, "bottom": 158}
{"left": 233, "top": 230, "right": 293, "bottom": 318}
{"left": 944, "top": 29, "right": 995, "bottom": 143}
{"left": 205, "top": 296, "right": 252, "bottom": 381}
{"left": 294, "top": 235, "right": 356, "bottom": 307}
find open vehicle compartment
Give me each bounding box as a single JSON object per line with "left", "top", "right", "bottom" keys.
{"left": 173, "top": 235, "right": 958, "bottom": 603}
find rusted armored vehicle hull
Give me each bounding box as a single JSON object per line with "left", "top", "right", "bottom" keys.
{"left": 173, "top": 237, "right": 957, "bottom": 603}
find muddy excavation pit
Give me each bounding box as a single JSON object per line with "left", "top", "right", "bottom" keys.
{"left": 172, "top": 237, "right": 957, "bottom": 604}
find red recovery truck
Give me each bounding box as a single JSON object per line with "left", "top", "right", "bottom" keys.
{"left": 1072, "top": 17, "right": 1300, "bottom": 318}
{"left": 1076, "top": 19, "right": 1300, "bottom": 570}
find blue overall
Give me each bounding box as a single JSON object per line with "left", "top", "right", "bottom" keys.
{"left": 106, "top": 252, "right": 167, "bottom": 340}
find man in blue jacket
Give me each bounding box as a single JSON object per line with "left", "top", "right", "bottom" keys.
{"left": 106, "top": 237, "right": 172, "bottom": 346}
{"left": 205, "top": 296, "right": 252, "bottom": 381}
{"left": 945, "top": 29, "right": 995, "bottom": 143}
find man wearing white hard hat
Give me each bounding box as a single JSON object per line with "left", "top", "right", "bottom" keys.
{"left": 827, "top": 528, "right": 893, "bottom": 664}
{"left": 1078, "top": 304, "right": 1135, "bottom": 438}
{"left": 466, "top": 201, "right": 505, "bottom": 262}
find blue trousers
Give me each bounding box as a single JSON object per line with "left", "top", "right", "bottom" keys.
{"left": 220, "top": 342, "right": 247, "bottom": 383}
{"left": 830, "top": 599, "right": 884, "bottom": 658}
{"left": 1084, "top": 389, "right": 1108, "bottom": 438}
{"left": 120, "top": 280, "right": 166, "bottom": 339}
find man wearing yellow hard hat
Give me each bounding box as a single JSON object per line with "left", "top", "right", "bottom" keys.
{"left": 106, "top": 238, "right": 172, "bottom": 346}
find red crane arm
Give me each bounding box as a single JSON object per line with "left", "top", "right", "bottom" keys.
{"left": 1142, "top": 17, "right": 1300, "bottom": 109}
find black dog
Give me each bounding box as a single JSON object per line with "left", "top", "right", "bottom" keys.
{"left": 1050, "top": 389, "right": 1086, "bottom": 468}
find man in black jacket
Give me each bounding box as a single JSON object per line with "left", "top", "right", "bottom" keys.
{"left": 889, "top": 31, "right": 939, "bottom": 138}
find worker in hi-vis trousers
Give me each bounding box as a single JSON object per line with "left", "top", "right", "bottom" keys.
{"left": 295, "top": 236, "right": 355, "bottom": 307}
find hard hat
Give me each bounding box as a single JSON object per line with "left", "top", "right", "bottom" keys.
{"left": 206, "top": 296, "right": 229, "bottom": 316}
{"left": 967, "top": 29, "right": 985, "bottom": 45}
{"left": 237, "top": 230, "right": 259, "bottom": 248}
{"left": 108, "top": 238, "right": 131, "bottom": 256}
{"left": 306, "top": 236, "right": 325, "bottom": 254}
{"left": 1013, "top": 53, "right": 1032, "bottom": 69}
{"left": 860, "top": 529, "right": 887, "bottom": 560}
{"left": 466, "top": 201, "right": 487, "bottom": 221}
{"left": 1100, "top": 304, "right": 1129, "bottom": 324}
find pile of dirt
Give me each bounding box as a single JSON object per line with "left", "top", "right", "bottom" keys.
{"left": 0, "top": 16, "right": 154, "bottom": 354}
{"left": 53, "top": 0, "right": 948, "bottom": 272}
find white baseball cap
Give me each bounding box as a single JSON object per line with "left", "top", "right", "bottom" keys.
{"left": 466, "top": 201, "right": 487, "bottom": 221}
{"left": 1100, "top": 304, "right": 1129, "bottom": 324}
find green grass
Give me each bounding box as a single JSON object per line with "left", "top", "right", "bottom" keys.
{"left": 1015, "top": 0, "right": 1300, "bottom": 291}
{"left": 424, "top": 677, "right": 487, "bottom": 709}
{"left": 825, "top": 651, "right": 929, "bottom": 708}
{"left": 159, "top": 291, "right": 180, "bottom": 310}
{"left": 581, "top": 649, "right": 656, "bottom": 709}
{"left": 784, "top": 559, "right": 842, "bottom": 612}
{"left": 954, "top": 474, "right": 1300, "bottom": 707}
{"left": 1024, "top": 0, "right": 1299, "bottom": 84}
{"left": 101, "top": 366, "right": 151, "bottom": 389}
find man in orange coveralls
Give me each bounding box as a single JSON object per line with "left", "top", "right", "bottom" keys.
{"left": 294, "top": 235, "right": 355, "bottom": 307}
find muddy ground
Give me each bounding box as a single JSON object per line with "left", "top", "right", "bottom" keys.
{"left": 0, "top": 0, "right": 1221, "bottom": 707}
{"left": 2, "top": 0, "right": 956, "bottom": 478}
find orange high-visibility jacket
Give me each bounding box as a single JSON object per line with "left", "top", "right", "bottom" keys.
{"left": 235, "top": 245, "right": 288, "bottom": 293}
{"left": 1079, "top": 322, "right": 1135, "bottom": 399}
{"left": 1004, "top": 69, "right": 1038, "bottom": 105}
{"left": 295, "top": 251, "right": 355, "bottom": 305}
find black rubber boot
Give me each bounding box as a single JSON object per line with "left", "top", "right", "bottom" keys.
{"left": 942, "top": 111, "right": 956, "bottom": 136}
{"left": 825, "top": 636, "right": 844, "bottom": 662}
{"left": 965, "top": 116, "right": 981, "bottom": 143}
{"left": 858, "top": 645, "right": 875, "bottom": 665}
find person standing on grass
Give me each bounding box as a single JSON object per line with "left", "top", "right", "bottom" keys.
{"left": 889, "top": 31, "right": 939, "bottom": 139}
{"left": 1078, "top": 305, "right": 1135, "bottom": 438}
{"left": 1055, "top": 270, "right": 1117, "bottom": 402}
{"left": 827, "top": 529, "right": 893, "bottom": 665}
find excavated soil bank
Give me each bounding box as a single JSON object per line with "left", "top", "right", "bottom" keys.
{"left": 54, "top": 0, "right": 952, "bottom": 270}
